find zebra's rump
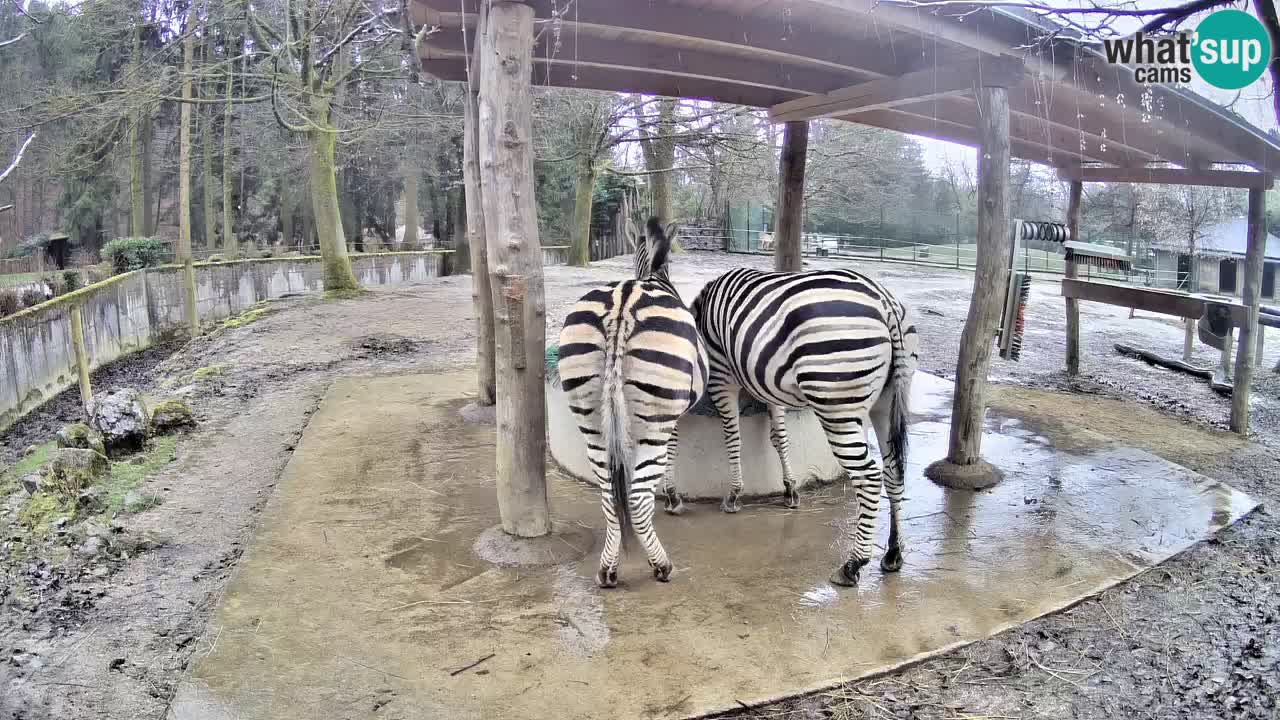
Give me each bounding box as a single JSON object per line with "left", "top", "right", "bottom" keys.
{"left": 558, "top": 280, "right": 708, "bottom": 414}
{"left": 692, "top": 267, "right": 910, "bottom": 407}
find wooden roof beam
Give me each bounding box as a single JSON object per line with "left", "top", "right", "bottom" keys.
{"left": 768, "top": 55, "right": 1024, "bottom": 123}
{"left": 1057, "top": 166, "right": 1275, "bottom": 189}
{"left": 849, "top": 109, "right": 1094, "bottom": 166}
{"left": 413, "top": 1, "right": 915, "bottom": 82}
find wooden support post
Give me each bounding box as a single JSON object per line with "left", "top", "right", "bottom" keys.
{"left": 69, "top": 304, "right": 92, "bottom": 409}
{"left": 478, "top": 0, "right": 551, "bottom": 537}
{"left": 464, "top": 3, "right": 496, "bottom": 406}
{"left": 1222, "top": 327, "right": 1234, "bottom": 379}
{"left": 1257, "top": 325, "right": 1266, "bottom": 367}
{"left": 1230, "top": 187, "right": 1266, "bottom": 433}
{"left": 774, "top": 120, "right": 808, "bottom": 272}
{"left": 926, "top": 85, "right": 1011, "bottom": 490}
{"left": 1183, "top": 318, "right": 1195, "bottom": 362}
{"left": 1064, "top": 180, "right": 1083, "bottom": 376}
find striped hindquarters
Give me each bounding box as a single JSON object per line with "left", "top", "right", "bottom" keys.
{"left": 691, "top": 267, "right": 901, "bottom": 410}
{"left": 558, "top": 280, "right": 707, "bottom": 413}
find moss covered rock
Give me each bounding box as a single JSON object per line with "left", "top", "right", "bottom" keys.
{"left": 56, "top": 422, "right": 107, "bottom": 456}
{"left": 151, "top": 399, "right": 196, "bottom": 434}
{"left": 42, "top": 448, "right": 109, "bottom": 498}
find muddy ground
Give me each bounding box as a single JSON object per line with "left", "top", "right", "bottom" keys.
{"left": 2, "top": 252, "right": 1278, "bottom": 720}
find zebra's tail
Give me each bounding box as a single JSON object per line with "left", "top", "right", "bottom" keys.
{"left": 601, "top": 308, "right": 634, "bottom": 551}
{"left": 886, "top": 304, "right": 913, "bottom": 474}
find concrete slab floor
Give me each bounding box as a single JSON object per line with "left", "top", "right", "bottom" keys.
{"left": 171, "top": 370, "right": 1258, "bottom": 720}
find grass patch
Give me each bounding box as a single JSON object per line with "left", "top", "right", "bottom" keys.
{"left": 191, "top": 363, "right": 229, "bottom": 381}
{"left": 323, "top": 288, "right": 369, "bottom": 301}
{"left": 0, "top": 272, "right": 42, "bottom": 288}
{"left": 102, "top": 436, "right": 177, "bottom": 516}
{"left": 220, "top": 305, "right": 271, "bottom": 330}
{"left": 0, "top": 440, "right": 56, "bottom": 493}
{"left": 17, "top": 493, "right": 71, "bottom": 538}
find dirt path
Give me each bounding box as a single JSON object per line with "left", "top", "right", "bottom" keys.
{"left": 2, "top": 253, "right": 1277, "bottom": 719}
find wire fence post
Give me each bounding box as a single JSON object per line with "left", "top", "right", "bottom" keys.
{"left": 955, "top": 213, "right": 961, "bottom": 269}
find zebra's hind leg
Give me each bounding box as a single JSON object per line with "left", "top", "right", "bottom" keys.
{"left": 870, "top": 398, "right": 905, "bottom": 573}
{"left": 767, "top": 404, "right": 801, "bottom": 509}
{"left": 597, "top": 489, "right": 622, "bottom": 588}
{"left": 660, "top": 427, "right": 685, "bottom": 515}
{"left": 631, "top": 435, "right": 674, "bottom": 581}
{"left": 817, "top": 412, "right": 882, "bottom": 587}
{"left": 709, "top": 381, "right": 745, "bottom": 513}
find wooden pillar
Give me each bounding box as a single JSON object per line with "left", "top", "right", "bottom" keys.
{"left": 1183, "top": 317, "right": 1195, "bottom": 362}
{"left": 1230, "top": 187, "right": 1266, "bottom": 433}
{"left": 925, "top": 85, "right": 1010, "bottom": 490}
{"left": 1064, "top": 180, "right": 1083, "bottom": 376}
{"left": 478, "top": 0, "right": 551, "bottom": 537}
{"left": 463, "top": 3, "right": 496, "bottom": 406}
{"left": 774, "top": 120, "right": 808, "bottom": 272}
{"left": 70, "top": 304, "right": 92, "bottom": 409}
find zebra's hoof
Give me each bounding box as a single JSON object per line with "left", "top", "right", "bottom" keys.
{"left": 596, "top": 567, "right": 618, "bottom": 588}
{"left": 829, "top": 558, "right": 868, "bottom": 587}
{"left": 783, "top": 487, "right": 800, "bottom": 509}
{"left": 880, "top": 546, "right": 904, "bottom": 573}
{"left": 663, "top": 492, "right": 685, "bottom": 515}
{"left": 721, "top": 495, "right": 741, "bottom": 514}
{"left": 653, "top": 562, "right": 673, "bottom": 582}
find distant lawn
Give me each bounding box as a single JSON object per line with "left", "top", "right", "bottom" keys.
{"left": 0, "top": 272, "right": 42, "bottom": 288}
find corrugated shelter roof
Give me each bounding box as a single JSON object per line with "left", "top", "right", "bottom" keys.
{"left": 412, "top": 0, "right": 1280, "bottom": 173}
{"left": 1156, "top": 217, "right": 1280, "bottom": 259}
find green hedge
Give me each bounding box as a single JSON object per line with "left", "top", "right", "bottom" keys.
{"left": 102, "top": 237, "right": 169, "bottom": 273}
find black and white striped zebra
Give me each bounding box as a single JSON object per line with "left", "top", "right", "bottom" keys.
{"left": 688, "top": 267, "right": 918, "bottom": 587}
{"left": 557, "top": 217, "right": 708, "bottom": 588}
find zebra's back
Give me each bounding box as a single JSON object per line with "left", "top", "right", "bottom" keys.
{"left": 693, "top": 267, "right": 913, "bottom": 409}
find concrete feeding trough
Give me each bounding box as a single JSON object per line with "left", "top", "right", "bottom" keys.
{"left": 545, "top": 345, "right": 845, "bottom": 501}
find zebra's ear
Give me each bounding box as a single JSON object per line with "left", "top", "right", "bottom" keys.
{"left": 665, "top": 222, "right": 678, "bottom": 245}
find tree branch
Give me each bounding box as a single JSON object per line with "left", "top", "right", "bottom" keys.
{"left": 0, "top": 131, "right": 37, "bottom": 184}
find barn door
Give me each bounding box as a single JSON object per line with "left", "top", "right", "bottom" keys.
{"left": 1263, "top": 263, "right": 1276, "bottom": 298}
{"left": 1219, "top": 258, "right": 1238, "bottom": 294}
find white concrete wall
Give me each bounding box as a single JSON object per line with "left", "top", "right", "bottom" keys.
{"left": 1, "top": 251, "right": 452, "bottom": 431}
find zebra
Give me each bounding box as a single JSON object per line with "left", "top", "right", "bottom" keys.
{"left": 556, "top": 217, "right": 708, "bottom": 588}
{"left": 687, "top": 267, "right": 918, "bottom": 587}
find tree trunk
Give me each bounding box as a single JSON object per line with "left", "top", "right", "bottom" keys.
{"left": 142, "top": 113, "right": 154, "bottom": 236}
{"left": 402, "top": 162, "right": 419, "bottom": 249}
{"left": 280, "top": 185, "right": 294, "bottom": 251}
{"left": 1064, "top": 180, "right": 1083, "bottom": 376}
{"left": 478, "top": 0, "right": 550, "bottom": 537}
{"left": 947, "top": 86, "right": 1010, "bottom": 467}
{"left": 1230, "top": 188, "right": 1267, "bottom": 433}
{"left": 178, "top": 20, "right": 199, "bottom": 336}
{"left": 451, "top": 183, "right": 468, "bottom": 270}
{"left": 222, "top": 67, "right": 236, "bottom": 257}
{"left": 569, "top": 154, "right": 595, "bottom": 266}
{"left": 308, "top": 97, "right": 360, "bottom": 291}
{"left": 774, "top": 120, "right": 808, "bottom": 272}
{"left": 129, "top": 22, "right": 145, "bottom": 236}
{"left": 202, "top": 104, "right": 217, "bottom": 251}
{"left": 464, "top": 1, "right": 495, "bottom": 405}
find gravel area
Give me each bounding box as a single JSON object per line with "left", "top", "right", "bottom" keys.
{"left": 2, "top": 252, "right": 1277, "bottom": 719}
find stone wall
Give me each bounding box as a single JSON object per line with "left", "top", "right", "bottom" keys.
{"left": 0, "top": 251, "right": 452, "bottom": 431}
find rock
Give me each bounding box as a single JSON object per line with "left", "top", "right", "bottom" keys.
{"left": 76, "top": 487, "right": 106, "bottom": 514}
{"left": 150, "top": 399, "right": 195, "bottom": 434}
{"left": 41, "top": 448, "right": 109, "bottom": 498}
{"left": 19, "top": 473, "right": 40, "bottom": 495}
{"left": 77, "top": 535, "right": 106, "bottom": 558}
{"left": 22, "top": 444, "right": 38, "bottom": 456}
{"left": 88, "top": 388, "right": 150, "bottom": 457}
{"left": 56, "top": 422, "right": 107, "bottom": 456}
